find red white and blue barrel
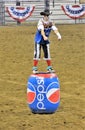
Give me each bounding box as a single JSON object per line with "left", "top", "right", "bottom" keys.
{"left": 27, "top": 73, "right": 60, "bottom": 114}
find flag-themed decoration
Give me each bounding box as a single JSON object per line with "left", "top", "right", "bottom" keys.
{"left": 6, "top": 6, "right": 35, "bottom": 22}
{"left": 61, "top": 4, "right": 85, "bottom": 19}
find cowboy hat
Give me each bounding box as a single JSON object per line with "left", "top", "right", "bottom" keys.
{"left": 40, "top": 9, "right": 51, "bottom": 16}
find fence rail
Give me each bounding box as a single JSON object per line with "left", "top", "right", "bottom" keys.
{"left": 0, "top": 0, "right": 85, "bottom": 25}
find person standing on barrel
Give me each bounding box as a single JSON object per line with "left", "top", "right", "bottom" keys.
{"left": 32, "top": 9, "right": 61, "bottom": 74}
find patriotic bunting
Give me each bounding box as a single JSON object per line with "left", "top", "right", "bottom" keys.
{"left": 61, "top": 4, "right": 85, "bottom": 19}
{"left": 6, "top": 6, "right": 35, "bottom": 22}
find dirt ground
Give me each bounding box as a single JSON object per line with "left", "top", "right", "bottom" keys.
{"left": 0, "top": 24, "right": 85, "bottom": 130}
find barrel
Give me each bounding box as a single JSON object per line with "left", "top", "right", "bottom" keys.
{"left": 27, "top": 72, "right": 60, "bottom": 114}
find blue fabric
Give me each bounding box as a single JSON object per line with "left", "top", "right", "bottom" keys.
{"left": 34, "top": 28, "right": 52, "bottom": 44}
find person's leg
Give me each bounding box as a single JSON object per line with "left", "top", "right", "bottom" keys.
{"left": 42, "top": 44, "right": 55, "bottom": 72}
{"left": 33, "top": 43, "right": 41, "bottom": 73}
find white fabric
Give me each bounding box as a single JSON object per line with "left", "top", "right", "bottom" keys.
{"left": 37, "top": 18, "right": 57, "bottom": 31}
{"left": 56, "top": 32, "right": 61, "bottom": 39}
{"left": 52, "top": 25, "right": 57, "bottom": 31}
{"left": 37, "top": 19, "right": 44, "bottom": 30}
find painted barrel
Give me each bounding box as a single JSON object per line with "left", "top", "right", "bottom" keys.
{"left": 27, "top": 73, "right": 60, "bottom": 114}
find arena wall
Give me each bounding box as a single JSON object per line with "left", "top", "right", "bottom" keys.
{"left": 0, "top": 0, "right": 85, "bottom": 25}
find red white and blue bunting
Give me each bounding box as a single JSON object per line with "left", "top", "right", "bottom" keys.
{"left": 61, "top": 4, "right": 85, "bottom": 19}
{"left": 6, "top": 6, "right": 35, "bottom": 22}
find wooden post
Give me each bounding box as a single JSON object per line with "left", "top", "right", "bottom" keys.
{"left": 53, "top": 0, "right": 54, "bottom": 8}
{"left": 16, "top": 0, "right": 21, "bottom": 25}
{"left": 44, "top": 0, "right": 50, "bottom": 10}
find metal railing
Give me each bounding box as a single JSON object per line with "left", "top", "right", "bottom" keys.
{"left": 0, "top": 0, "right": 85, "bottom": 26}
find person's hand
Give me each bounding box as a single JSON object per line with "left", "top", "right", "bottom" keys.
{"left": 43, "top": 36, "right": 48, "bottom": 41}
{"left": 58, "top": 36, "right": 61, "bottom": 41}
{"left": 57, "top": 32, "right": 61, "bottom": 41}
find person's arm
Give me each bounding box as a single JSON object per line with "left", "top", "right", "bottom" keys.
{"left": 52, "top": 24, "right": 61, "bottom": 40}
{"left": 41, "top": 29, "right": 48, "bottom": 41}
{"left": 54, "top": 29, "right": 61, "bottom": 40}
{"left": 37, "top": 19, "right": 48, "bottom": 41}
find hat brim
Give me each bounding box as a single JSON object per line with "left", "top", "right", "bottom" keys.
{"left": 40, "top": 12, "right": 50, "bottom": 16}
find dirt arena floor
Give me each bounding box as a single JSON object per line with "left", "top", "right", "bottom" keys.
{"left": 0, "top": 24, "right": 85, "bottom": 130}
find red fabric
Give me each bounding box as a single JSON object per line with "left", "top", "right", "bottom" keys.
{"left": 46, "top": 60, "right": 51, "bottom": 66}
{"left": 33, "top": 60, "right": 38, "bottom": 66}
